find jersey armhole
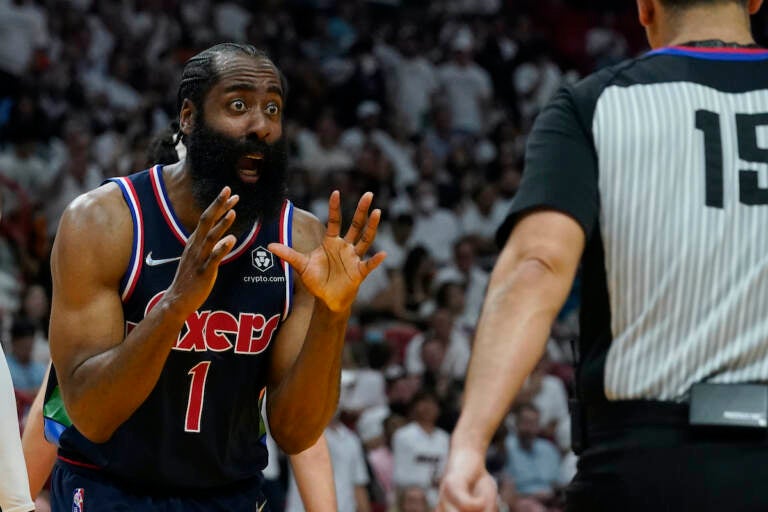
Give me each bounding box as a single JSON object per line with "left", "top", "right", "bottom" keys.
{"left": 279, "top": 200, "right": 294, "bottom": 320}
{"left": 106, "top": 178, "right": 144, "bottom": 302}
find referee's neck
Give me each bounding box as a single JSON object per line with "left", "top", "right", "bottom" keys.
{"left": 654, "top": 2, "right": 757, "bottom": 48}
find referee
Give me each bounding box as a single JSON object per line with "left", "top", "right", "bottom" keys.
{"left": 438, "top": 1, "right": 768, "bottom": 511}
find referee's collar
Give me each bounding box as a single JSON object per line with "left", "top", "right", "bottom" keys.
{"left": 648, "top": 44, "right": 768, "bottom": 61}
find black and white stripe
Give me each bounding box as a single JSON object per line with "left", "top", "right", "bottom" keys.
{"left": 594, "top": 82, "right": 768, "bottom": 400}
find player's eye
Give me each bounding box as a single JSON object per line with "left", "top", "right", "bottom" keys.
{"left": 230, "top": 99, "right": 247, "bottom": 112}
{"left": 265, "top": 103, "right": 280, "bottom": 116}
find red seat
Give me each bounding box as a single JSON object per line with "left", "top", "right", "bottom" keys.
{"left": 383, "top": 325, "right": 420, "bottom": 363}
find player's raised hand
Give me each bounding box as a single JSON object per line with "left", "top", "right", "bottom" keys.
{"left": 164, "top": 187, "right": 239, "bottom": 315}
{"left": 437, "top": 447, "right": 499, "bottom": 512}
{"left": 268, "top": 191, "right": 386, "bottom": 313}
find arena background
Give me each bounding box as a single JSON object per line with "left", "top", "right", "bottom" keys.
{"left": 1, "top": 1, "right": 766, "bottom": 511}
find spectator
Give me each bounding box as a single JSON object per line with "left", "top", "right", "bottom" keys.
{"left": 394, "top": 485, "right": 430, "bottom": 512}
{"left": 359, "top": 412, "right": 406, "bottom": 509}
{"left": 388, "top": 25, "right": 440, "bottom": 138}
{"left": 409, "top": 181, "right": 461, "bottom": 266}
{"left": 405, "top": 308, "right": 471, "bottom": 381}
{"left": 285, "top": 414, "right": 371, "bottom": 512}
{"left": 434, "top": 237, "right": 490, "bottom": 326}
{"left": 43, "top": 118, "right": 105, "bottom": 238}
{"left": 19, "top": 283, "right": 50, "bottom": 365}
{"left": 373, "top": 212, "right": 414, "bottom": 272}
{"left": 295, "top": 111, "right": 355, "bottom": 180}
{"left": 340, "top": 101, "right": 418, "bottom": 190}
{"left": 0, "top": 0, "right": 48, "bottom": 102}
{"left": 504, "top": 404, "right": 562, "bottom": 507}
{"left": 512, "top": 355, "right": 570, "bottom": 449}
{"left": 437, "top": 26, "right": 493, "bottom": 136}
{"left": 5, "top": 316, "right": 45, "bottom": 395}
{"left": 392, "top": 390, "right": 449, "bottom": 507}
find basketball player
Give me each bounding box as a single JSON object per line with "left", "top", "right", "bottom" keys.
{"left": 0, "top": 193, "right": 35, "bottom": 512}
{"left": 45, "top": 42, "right": 385, "bottom": 511}
{"left": 438, "top": 1, "right": 768, "bottom": 511}
{"left": 23, "top": 370, "right": 338, "bottom": 511}
{"left": 0, "top": 346, "right": 35, "bottom": 512}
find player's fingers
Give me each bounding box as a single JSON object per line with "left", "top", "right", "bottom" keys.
{"left": 343, "top": 192, "right": 373, "bottom": 244}
{"left": 202, "top": 209, "right": 237, "bottom": 253}
{"left": 196, "top": 189, "right": 238, "bottom": 234}
{"left": 268, "top": 242, "right": 309, "bottom": 274}
{"left": 207, "top": 234, "right": 237, "bottom": 267}
{"left": 325, "top": 190, "right": 342, "bottom": 238}
{"left": 354, "top": 208, "right": 381, "bottom": 256}
{"left": 359, "top": 251, "right": 387, "bottom": 278}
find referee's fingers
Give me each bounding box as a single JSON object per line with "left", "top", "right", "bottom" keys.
{"left": 438, "top": 477, "right": 489, "bottom": 512}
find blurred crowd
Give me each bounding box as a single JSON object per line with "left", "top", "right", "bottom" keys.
{"left": 2, "top": 0, "right": 766, "bottom": 511}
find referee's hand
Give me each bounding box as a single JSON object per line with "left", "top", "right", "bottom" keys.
{"left": 437, "top": 447, "right": 498, "bottom": 512}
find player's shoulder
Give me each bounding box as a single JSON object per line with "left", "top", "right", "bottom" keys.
{"left": 61, "top": 182, "right": 126, "bottom": 230}
{"left": 57, "top": 181, "right": 132, "bottom": 253}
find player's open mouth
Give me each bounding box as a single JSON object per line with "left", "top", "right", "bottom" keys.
{"left": 237, "top": 153, "right": 263, "bottom": 183}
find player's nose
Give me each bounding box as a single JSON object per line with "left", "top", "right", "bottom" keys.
{"left": 247, "top": 110, "right": 272, "bottom": 141}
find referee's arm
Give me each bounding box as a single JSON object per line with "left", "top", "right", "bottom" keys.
{"left": 439, "top": 86, "right": 597, "bottom": 512}
{"left": 453, "top": 209, "right": 584, "bottom": 447}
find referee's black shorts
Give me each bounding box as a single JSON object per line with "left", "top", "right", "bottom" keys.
{"left": 566, "top": 401, "right": 768, "bottom": 512}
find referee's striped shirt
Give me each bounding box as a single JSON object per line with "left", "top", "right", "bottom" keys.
{"left": 497, "top": 45, "right": 768, "bottom": 404}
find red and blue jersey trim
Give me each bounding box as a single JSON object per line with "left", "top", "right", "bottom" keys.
{"left": 648, "top": 45, "right": 768, "bottom": 61}
{"left": 149, "top": 165, "right": 262, "bottom": 264}
{"left": 110, "top": 177, "right": 144, "bottom": 302}
{"left": 279, "top": 200, "right": 294, "bottom": 319}
{"left": 150, "top": 165, "right": 188, "bottom": 244}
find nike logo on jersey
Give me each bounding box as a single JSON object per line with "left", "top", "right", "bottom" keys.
{"left": 145, "top": 251, "right": 182, "bottom": 266}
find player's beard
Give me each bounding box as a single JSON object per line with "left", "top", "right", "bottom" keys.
{"left": 186, "top": 118, "right": 288, "bottom": 236}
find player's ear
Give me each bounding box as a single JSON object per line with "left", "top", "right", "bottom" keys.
{"left": 748, "top": 0, "right": 763, "bottom": 15}
{"left": 636, "top": 0, "right": 655, "bottom": 27}
{"left": 179, "top": 99, "right": 196, "bottom": 136}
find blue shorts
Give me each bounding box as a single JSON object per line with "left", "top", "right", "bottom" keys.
{"left": 51, "top": 460, "right": 269, "bottom": 512}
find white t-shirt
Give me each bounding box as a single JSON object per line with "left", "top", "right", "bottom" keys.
{"left": 339, "top": 368, "right": 387, "bottom": 413}
{"left": 394, "top": 57, "right": 439, "bottom": 135}
{"left": 532, "top": 375, "right": 570, "bottom": 433}
{"left": 392, "top": 422, "right": 450, "bottom": 507}
{"left": 409, "top": 209, "right": 461, "bottom": 266}
{"left": 404, "top": 328, "right": 471, "bottom": 379}
{"left": 437, "top": 62, "right": 492, "bottom": 135}
{"left": 0, "top": 345, "right": 34, "bottom": 512}
{"left": 433, "top": 264, "right": 489, "bottom": 326}
{"left": 295, "top": 129, "right": 355, "bottom": 177}
{"left": 285, "top": 423, "right": 369, "bottom": 512}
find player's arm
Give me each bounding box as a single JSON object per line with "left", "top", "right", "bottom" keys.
{"left": 266, "top": 192, "right": 385, "bottom": 454}
{"left": 0, "top": 344, "right": 35, "bottom": 512}
{"left": 21, "top": 364, "right": 56, "bottom": 499}
{"left": 50, "top": 185, "right": 239, "bottom": 443}
{"left": 288, "top": 433, "right": 338, "bottom": 512}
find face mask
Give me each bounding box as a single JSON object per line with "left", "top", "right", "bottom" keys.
{"left": 419, "top": 194, "right": 437, "bottom": 212}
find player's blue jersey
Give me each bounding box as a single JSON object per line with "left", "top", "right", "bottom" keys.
{"left": 45, "top": 165, "right": 295, "bottom": 491}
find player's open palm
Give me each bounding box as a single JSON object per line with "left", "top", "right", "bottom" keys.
{"left": 164, "top": 187, "right": 239, "bottom": 314}
{"left": 269, "top": 191, "right": 386, "bottom": 313}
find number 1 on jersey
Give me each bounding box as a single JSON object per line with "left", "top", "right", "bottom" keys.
{"left": 696, "top": 110, "right": 768, "bottom": 208}
{"left": 185, "top": 361, "right": 211, "bottom": 433}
